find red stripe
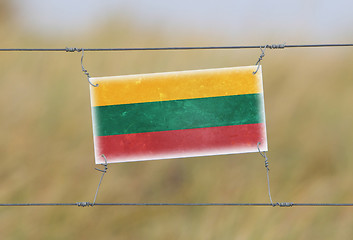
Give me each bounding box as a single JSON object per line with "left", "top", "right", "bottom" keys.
{"left": 94, "top": 123, "right": 267, "bottom": 163}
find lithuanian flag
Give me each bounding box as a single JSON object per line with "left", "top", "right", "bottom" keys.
{"left": 90, "top": 66, "right": 267, "bottom": 164}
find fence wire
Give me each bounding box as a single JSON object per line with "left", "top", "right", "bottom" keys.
{"left": 1, "top": 202, "right": 353, "bottom": 207}
{"left": 0, "top": 43, "right": 353, "bottom": 52}
{"left": 1, "top": 42, "right": 353, "bottom": 207}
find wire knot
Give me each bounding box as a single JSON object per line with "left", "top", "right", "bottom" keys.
{"left": 253, "top": 46, "right": 267, "bottom": 75}
{"left": 253, "top": 43, "right": 286, "bottom": 74}
{"left": 257, "top": 142, "right": 270, "bottom": 171}
{"left": 274, "top": 202, "right": 294, "bottom": 207}
{"left": 267, "top": 43, "right": 286, "bottom": 49}
{"left": 264, "top": 159, "right": 269, "bottom": 169}
{"left": 95, "top": 154, "right": 108, "bottom": 173}
{"left": 76, "top": 202, "right": 93, "bottom": 207}
{"left": 65, "top": 47, "right": 82, "bottom": 52}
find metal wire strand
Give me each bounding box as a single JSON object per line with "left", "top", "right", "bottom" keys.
{"left": 257, "top": 142, "right": 274, "bottom": 206}
{"left": 1, "top": 43, "right": 353, "bottom": 52}
{"left": 92, "top": 154, "right": 109, "bottom": 206}
{"left": 253, "top": 45, "right": 267, "bottom": 75}
{"left": 1, "top": 202, "right": 353, "bottom": 207}
{"left": 80, "top": 49, "right": 98, "bottom": 87}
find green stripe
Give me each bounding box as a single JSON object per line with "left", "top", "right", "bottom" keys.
{"left": 93, "top": 94, "right": 264, "bottom": 136}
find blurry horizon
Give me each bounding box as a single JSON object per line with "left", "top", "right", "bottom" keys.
{"left": 8, "top": 0, "right": 353, "bottom": 43}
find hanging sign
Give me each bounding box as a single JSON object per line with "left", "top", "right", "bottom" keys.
{"left": 90, "top": 66, "right": 267, "bottom": 164}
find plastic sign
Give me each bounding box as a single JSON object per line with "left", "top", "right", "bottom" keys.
{"left": 90, "top": 66, "right": 267, "bottom": 164}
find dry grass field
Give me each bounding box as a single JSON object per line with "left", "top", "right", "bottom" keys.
{"left": 1, "top": 5, "right": 353, "bottom": 239}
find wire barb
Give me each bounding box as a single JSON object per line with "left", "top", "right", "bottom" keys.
{"left": 80, "top": 49, "right": 98, "bottom": 87}
{"left": 92, "top": 154, "right": 109, "bottom": 206}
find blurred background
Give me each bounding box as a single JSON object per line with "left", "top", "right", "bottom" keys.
{"left": 1, "top": 0, "right": 353, "bottom": 239}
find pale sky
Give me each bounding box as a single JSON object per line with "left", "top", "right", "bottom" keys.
{"left": 11, "top": 0, "right": 353, "bottom": 42}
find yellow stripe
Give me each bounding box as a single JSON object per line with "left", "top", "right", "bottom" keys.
{"left": 90, "top": 66, "right": 262, "bottom": 107}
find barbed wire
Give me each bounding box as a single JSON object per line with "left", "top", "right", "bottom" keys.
{"left": 0, "top": 43, "right": 352, "bottom": 52}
